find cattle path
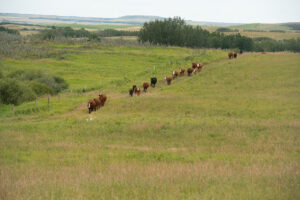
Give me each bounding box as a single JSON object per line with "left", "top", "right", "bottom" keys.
{"left": 66, "top": 53, "right": 251, "bottom": 116}
{"left": 27, "top": 53, "right": 251, "bottom": 121}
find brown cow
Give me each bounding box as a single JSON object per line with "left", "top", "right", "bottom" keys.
{"left": 197, "top": 63, "right": 203, "bottom": 72}
{"left": 93, "top": 98, "right": 101, "bottom": 110}
{"left": 192, "top": 62, "right": 197, "bottom": 69}
{"left": 179, "top": 67, "right": 185, "bottom": 76}
{"left": 228, "top": 52, "right": 234, "bottom": 59}
{"left": 99, "top": 94, "right": 107, "bottom": 106}
{"left": 143, "top": 82, "right": 149, "bottom": 92}
{"left": 87, "top": 99, "right": 97, "bottom": 114}
{"left": 187, "top": 68, "right": 193, "bottom": 76}
{"left": 165, "top": 76, "right": 172, "bottom": 85}
{"left": 134, "top": 88, "right": 141, "bottom": 96}
{"left": 172, "top": 71, "right": 178, "bottom": 79}
{"left": 193, "top": 68, "right": 198, "bottom": 75}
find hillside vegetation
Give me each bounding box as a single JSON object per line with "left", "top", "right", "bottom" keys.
{"left": 0, "top": 47, "right": 299, "bottom": 199}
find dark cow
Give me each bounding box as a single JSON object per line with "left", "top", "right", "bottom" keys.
{"left": 187, "top": 68, "right": 193, "bottom": 76}
{"left": 228, "top": 52, "right": 234, "bottom": 59}
{"left": 129, "top": 85, "right": 137, "bottom": 96}
{"left": 134, "top": 87, "right": 141, "bottom": 96}
{"left": 87, "top": 99, "right": 96, "bottom": 114}
{"left": 99, "top": 94, "right": 107, "bottom": 106}
{"left": 150, "top": 77, "right": 157, "bottom": 88}
{"left": 143, "top": 82, "right": 149, "bottom": 92}
{"left": 93, "top": 98, "right": 101, "bottom": 110}
{"left": 192, "top": 62, "right": 197, "bottom": 69}
{"left": 129, "top": 85, "right": 136, "bottom": 96}
{"left": 179, "top": 68, "right": 185, "bottom": 76}
{"left": 129, "top": 88, "right": 134, "bottom": 96}
{"left": 172, "top": 71, "right": 178, "bottom": 79}
{"left": 233, "top": 52, "right": 237, "bottom": 58}
{"left": 165, "top": 76, "right": 172, "bottom": 85}
{"left": 240, "top": 50, "right": 243, "bottom": 54}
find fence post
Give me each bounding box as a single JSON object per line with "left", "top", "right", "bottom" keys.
{"left": 12, "top": 104, "right": 14, "bottom": 115}
{"left": 48, "top": 96, "right": 50, "bottom": 107}
{"left": 35, "top": 99, "right": 37, "bottom": 108}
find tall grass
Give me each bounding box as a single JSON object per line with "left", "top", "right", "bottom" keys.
{"left": 0, "top": 48, "right": 299, "bottom": 199}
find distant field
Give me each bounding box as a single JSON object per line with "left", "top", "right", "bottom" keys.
{"left": 0, "top": 23, "right": 140, "bottom": 36}
{"left": 229, "top": 23, "right": 300, "bottom": 31}
{"left": 204, "top": 26, "right": 300, "bottom": 40}
{"left": 2, "top": 22, "right": 300, "bottom": 40}
{"left": 1, "top": 23, "right": 47, "bottom": 36}
{"left": 0, "top": 43, "right": 299, "bottom": 199}
{"left": 41, "top": 23, "right": 141, "bottom": 31}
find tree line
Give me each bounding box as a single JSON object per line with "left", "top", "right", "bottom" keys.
{"left": 138, "top": 17, "right": 300, "bottom": 52}
{"left": 39, "top": 26, "right": 100, "bottom": 41}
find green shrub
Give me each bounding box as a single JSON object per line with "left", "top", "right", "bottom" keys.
{"left": 0, "top": 78, "right": 36, "bottom": 105}
{"left": 37, "top": 76, "right": 68, "bottom": 93}
{"left": 29, "top": 81, "right": 54, "bottom": 95}
{"left": 8, "top": 69, "right": 68, "bottom": 94}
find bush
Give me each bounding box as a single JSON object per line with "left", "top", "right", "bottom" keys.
{"left": 29, "top": 81, "right": 54, "bottom": 95}
{"left": 0, "top": 78, "right": 36, "bottom": 105}
{"left": 8, "top": 69, "right": 68, "bottom": 94}
{"left": 37, "top": 76, "right": 68, "bottom": 93}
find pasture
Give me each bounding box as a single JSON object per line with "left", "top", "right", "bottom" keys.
{"left": 204, "top": 26, "right": 300, "bottom": 40}
{"left": 0, "top": 45, "right": 299, "bottom": 199}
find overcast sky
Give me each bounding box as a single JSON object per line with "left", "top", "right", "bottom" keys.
{"left": 1, "top": 0, "right": 300, "bottom": 23}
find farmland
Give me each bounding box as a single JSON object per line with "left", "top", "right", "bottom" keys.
{"left": 0, "top": 42, "right": 299, "bottom": 199}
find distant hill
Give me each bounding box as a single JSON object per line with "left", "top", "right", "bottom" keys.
{"left": 0, "top": 13, "right": 299, "bottom": 30}
{"left": 230, "top": 22, "right": 300, "bottom": 31}
{"left": 0, "top": 13, "right": 243, "bottom": 27}
{"left": 0, "top": 13, "right": 165, "bottom": 25}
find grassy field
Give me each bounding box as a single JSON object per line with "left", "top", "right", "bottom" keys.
{"left": 0, "top": 46, "right": 299, "bottom": 199}
{"left": 204, "top": 26, "right": 300, "bottom": 40}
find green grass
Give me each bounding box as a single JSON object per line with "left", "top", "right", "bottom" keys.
{"left": 0, "top": 46, "right": 299, "bottom": 199}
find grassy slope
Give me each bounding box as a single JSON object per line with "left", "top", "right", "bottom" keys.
{"left": 0, "top": 50, "right": 299, "bottom": 199}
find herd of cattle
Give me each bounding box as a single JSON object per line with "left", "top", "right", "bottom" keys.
{"left": 87, "top": 94, "right": 107, "bottom": 114}
{"left": 128, "top": 62, "right": 204, "bottom": 98}
{"left": 87, "top": 51, "right": 241, "bottom": 113}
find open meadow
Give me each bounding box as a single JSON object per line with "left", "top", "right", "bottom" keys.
{"left": 0, "top": 42, "right": 299, "bottom": 199}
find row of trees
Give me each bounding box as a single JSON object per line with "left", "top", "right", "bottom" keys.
{"left": 97, "top": 29, "right": 139, "bottom": 37}
{"left": 138, "top": 17, "right": 300, "bottom": 52}
{"left": 138, "top": 17, "right": 254, "bottom": 50}
{"left": 0, "top": 26, "right": 20, "bottom": 35}
{"left": 39, "top": 26, "right": 100, "bottom": 41}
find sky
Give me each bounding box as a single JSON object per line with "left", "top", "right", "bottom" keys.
{"left": 0, "top": 0, "right": 300, "bottom": 23}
